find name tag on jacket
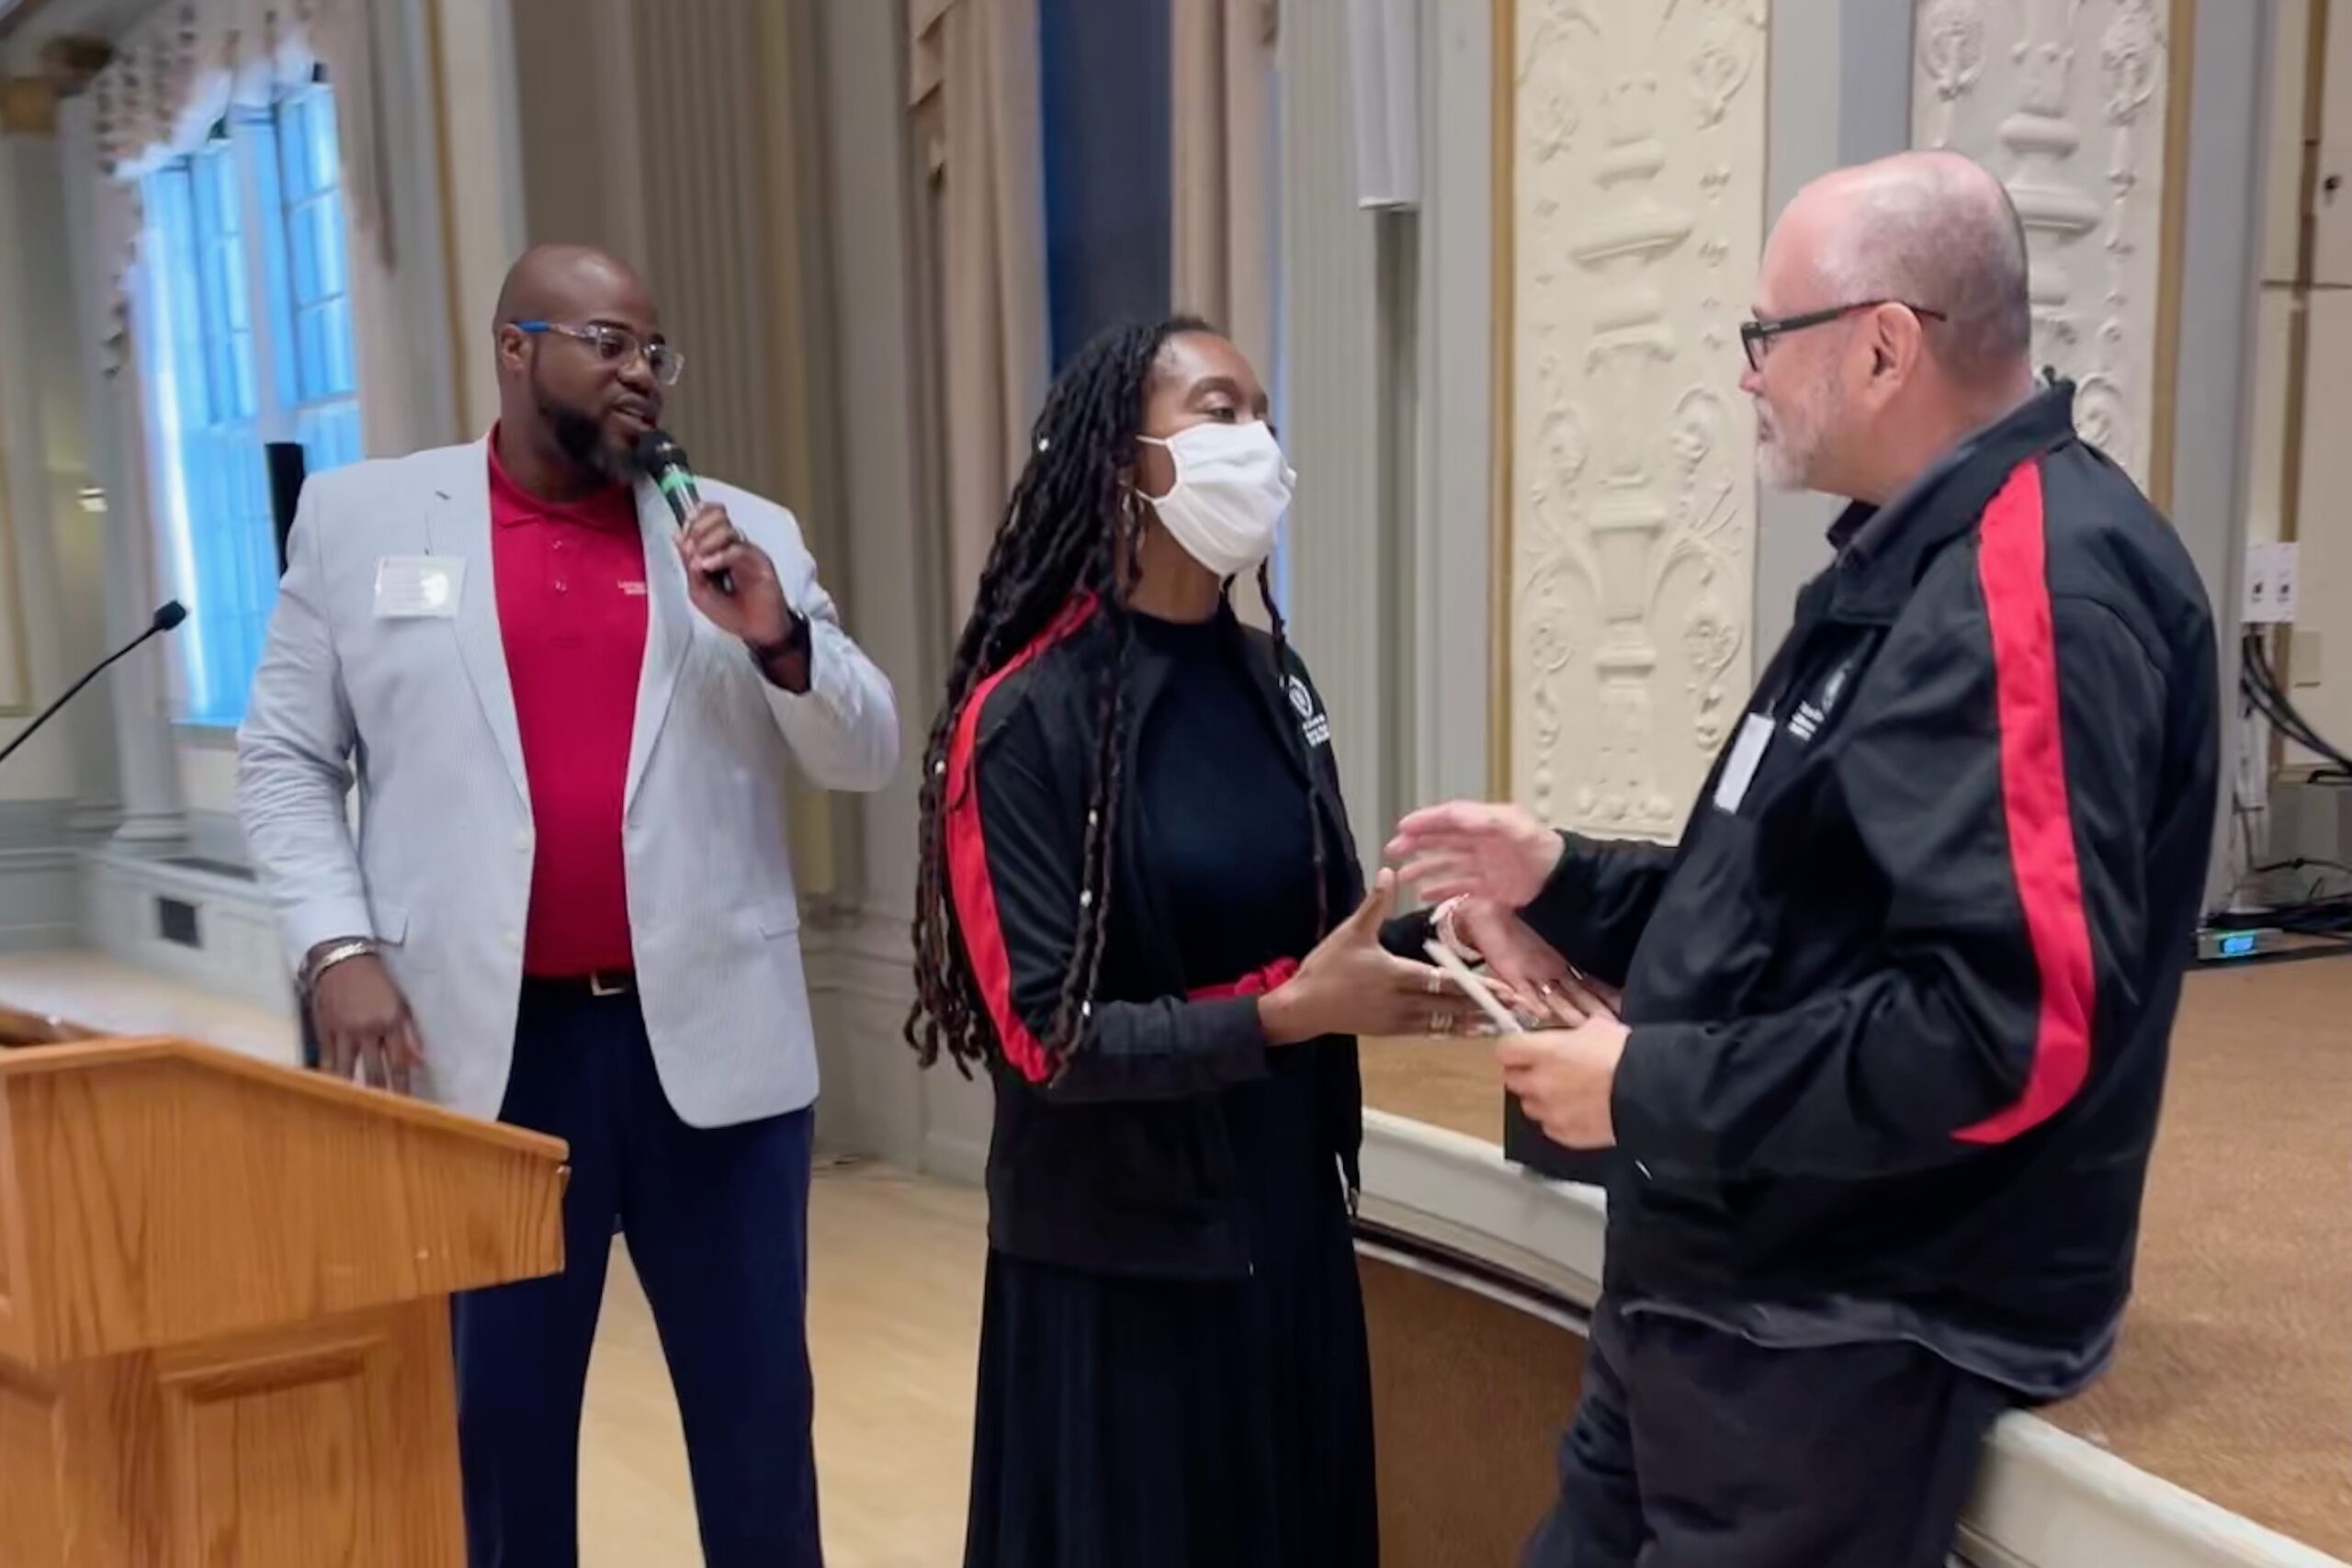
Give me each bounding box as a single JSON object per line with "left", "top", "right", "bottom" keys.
{"left": 374, "top": 557, "right": 465, "bottom": 618}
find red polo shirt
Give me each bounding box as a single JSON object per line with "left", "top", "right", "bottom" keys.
{"left": 489, "top": 434, "right": 649, "bottom": 976}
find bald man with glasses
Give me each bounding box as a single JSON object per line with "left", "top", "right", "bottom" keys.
{"left": 1393, "top": 152, "right": 2218, "bottom": 1567}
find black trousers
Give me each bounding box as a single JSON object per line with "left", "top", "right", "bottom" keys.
{"left": 1523, "top": 1299, "right": 2012, "bottom": 1568}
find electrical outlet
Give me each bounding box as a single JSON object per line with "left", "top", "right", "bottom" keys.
{"left": 2244, "top": 541, "right": 2301, "bottom": 625}
{"left": 2244, "top": 542, "right": 2278, "bottom": 624}
{"left": 2290, "top": 629, "right": 2323, "bottom": 689}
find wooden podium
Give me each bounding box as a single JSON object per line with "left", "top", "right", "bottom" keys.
{"left": 0, "top": 1035, "right": 567, "bottom": 1565}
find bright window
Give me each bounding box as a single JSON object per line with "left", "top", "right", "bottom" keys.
{"left": 141, "top": 79, "right": 358, "bottom": 726}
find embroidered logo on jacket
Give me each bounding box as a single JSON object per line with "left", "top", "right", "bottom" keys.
{"left": 1787, "top": 659, "right": 1855, "bottom": 743}
{"left": 1287, "top": 676, "right": 1333, "bottom": 748}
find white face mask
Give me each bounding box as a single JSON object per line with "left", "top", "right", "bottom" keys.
{"left": 1136, "top": 420, "right": 1296, "bottom": 579}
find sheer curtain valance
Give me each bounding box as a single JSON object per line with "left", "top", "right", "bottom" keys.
{"left": 85, "top": 0, "right": 393, "bottom": 370}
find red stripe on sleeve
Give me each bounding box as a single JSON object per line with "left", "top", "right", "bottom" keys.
{"left": 944, "top": 596, "right": 1098, "bottom": 1085}
{"left": 1955, "top": 461, "right": 2098, "bottom": 1145}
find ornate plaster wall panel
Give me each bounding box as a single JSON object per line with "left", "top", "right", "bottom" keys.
{"left": 1504, "top": 0, "right": 1768, "bottom": 839}
{"left": 1913, "top": 0, "right": 2172, "bottom": 484}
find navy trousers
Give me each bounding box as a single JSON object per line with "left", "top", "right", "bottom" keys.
{"left": 1522, "top": 1299, "right": 2010, "bottom": 1568}
{"left": 452, "top": 982, "right": 820, "bottom": 1567}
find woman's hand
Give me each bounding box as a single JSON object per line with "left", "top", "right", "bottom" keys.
{"left": 1260, "top": 871, "right": 1465, "bottom": 1043}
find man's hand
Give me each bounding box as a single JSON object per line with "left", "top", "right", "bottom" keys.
{"left": 676, "top": 502, "right": 796, "bottom": 646}
{"left": 309, "top": 952, "right": 423, "bottom": 1095}
{"left": 1388, "top": 800, "right": 1565, "bottom": 907}
{"left": 1261, "top": 870, "right": 1467, "bottom": 1044}
{"left": 1495, "top": 1016, "right": 1629, "bottom": 1149}
{"left": 1453, "top": 897, "right": 1605, "bottom": 1026}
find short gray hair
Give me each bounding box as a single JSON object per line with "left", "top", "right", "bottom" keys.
{"left": 1816, "top": 156, "right": 2032, "bottom": 387}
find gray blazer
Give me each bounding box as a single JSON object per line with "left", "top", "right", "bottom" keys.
{"left": 236, "top": 439, "right": 899, "bottom": 1127}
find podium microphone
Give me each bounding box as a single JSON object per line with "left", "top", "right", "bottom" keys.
{"left": 635, "top": 429, "right": 732, "bottom": 596}
{"left": 0, "top": 602, "right": 187, "bottom": 769}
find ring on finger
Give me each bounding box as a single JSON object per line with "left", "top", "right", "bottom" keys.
{"left": 1425, "top": 970, "right": 1445, "bottom": 996}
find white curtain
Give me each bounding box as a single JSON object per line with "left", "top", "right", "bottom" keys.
{"left": 1170, "top": 0, "right": 1278, "bottom": 375}
{"left": 909, "top": 0, "right": 1051, "bottom": 622}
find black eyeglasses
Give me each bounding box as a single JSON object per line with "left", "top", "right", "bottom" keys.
{"left": 512, "top": 321, "right": 686, "bottom": 387}
{"left": 1739, "top": 301, "right": 1948, "bottom": 372}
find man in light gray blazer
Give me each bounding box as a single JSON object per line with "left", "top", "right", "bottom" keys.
{"left": 237, "top": 245, "right": 896, "bottom": 1567}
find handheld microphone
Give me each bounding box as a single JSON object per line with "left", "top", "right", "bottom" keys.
{"left": 635, "top": 429, "right": 732, "bottom": 596}
{"left": 0, "top": 601, "right": 187, "bottom": 769}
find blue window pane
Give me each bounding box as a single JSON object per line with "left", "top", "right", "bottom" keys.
{"left": 308, "top": 96, "right": 340, "bottom": 191}
{"left": 233, "top": 335, "right": 258, "bottom": 419}
{"left": 301, "top": 310, "right": 328, "bottom": 400}
{"left": 138, "top": 85, "right": 358, "bottom": 725}
{"left": 288, "top": 201, "right": 319, "bottom": 308}
{"left": 313, "top": 197, "right": 346, "bottom": 299}
{"left": 330, "top": 305, "right": 356, "bottom": 396}
{"left": 277, "top": 102, "right": 311, "bottom": 195}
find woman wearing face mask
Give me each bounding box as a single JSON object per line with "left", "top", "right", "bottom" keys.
{"left": 907, "top": 319, "right": 1468, "bottom": 1567}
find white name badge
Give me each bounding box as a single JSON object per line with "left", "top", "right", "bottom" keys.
{"left": 1712, "top": 712, "right": 1777, "bottom": 815}
{"left": 374, "top": 556, "right": 465, "bottom": 618}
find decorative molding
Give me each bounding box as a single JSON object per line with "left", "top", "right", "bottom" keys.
{"left": 1913, "top": 0, "right": 2174, "bottom": 488}
{"left": 1501, "top": 0, "right": 1768, "bottom": 838}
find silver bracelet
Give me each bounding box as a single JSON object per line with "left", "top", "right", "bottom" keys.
{"left": 304, "top": 938, "right": 378, "bottom": 991}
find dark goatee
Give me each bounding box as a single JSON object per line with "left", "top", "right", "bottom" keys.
{"left": 545, "top": 402, "right": 620, "bottom": 481}
{"left": 528, "top": 359, "right": 627, "bottom": 485}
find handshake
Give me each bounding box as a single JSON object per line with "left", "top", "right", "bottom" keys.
{"left": 1258, "top": 799, "right": 1627, "bottom": 1151}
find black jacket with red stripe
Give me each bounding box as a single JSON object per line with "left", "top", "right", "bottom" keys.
{"left": 944, "top": 599, "right": 1432, "bottom": 1278}
{"left": 1521, "top": 383, "right": 2218, "bottom": 1394}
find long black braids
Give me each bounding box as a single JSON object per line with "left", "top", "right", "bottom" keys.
{"left": 906, "top": 316, "right": 1214, "bottom": 1076}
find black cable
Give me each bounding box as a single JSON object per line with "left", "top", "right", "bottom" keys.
{"left": 2242, "top": 630, "right": 2352, "bottom": 771}
{"left": 2244, "top": 654, "right": 2335, "bottom": 758}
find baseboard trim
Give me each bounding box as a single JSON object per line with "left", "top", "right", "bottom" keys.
{"left": 922, "top": 1127, "right": 988, "bottom": 1188}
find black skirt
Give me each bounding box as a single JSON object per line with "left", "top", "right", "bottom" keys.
{"left": 961, "top": 1175, "right": 1379, "bottom": 1568}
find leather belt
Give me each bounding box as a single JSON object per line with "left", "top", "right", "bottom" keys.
{"left": 523, "top": 970, "right": 637, "bottom": 998}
